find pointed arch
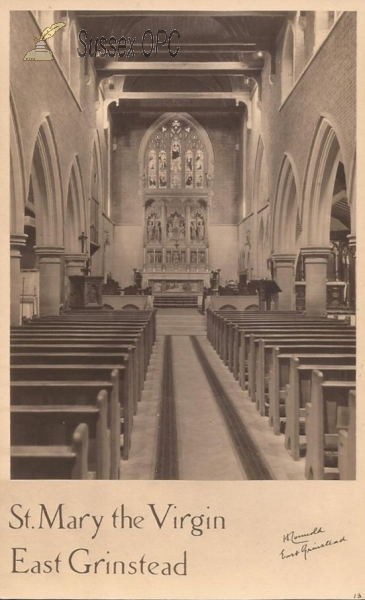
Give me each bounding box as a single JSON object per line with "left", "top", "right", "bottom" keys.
{"left": 347, "top": 149, "right": 356, "bottom": 235}
{"left": 272, "top": 154, "right": 300, "bottom": 254}
{"left": 10, "top": 92, "right": 26, "bottom": 233}
{"left": 252, "top": 137, "right": 269, "bottom": 212}
{"left": 65, "top": 156, "right": 86, "bottom": 253}
{"left": 257, "top": 217, "right": 265, "bottom": 277}
{"left": 69, "top": 19, "right": 81, "bottom": 102}
{"left": 89, "top": 133, "right": 104, "bottom": 248}
{"left": 91, "top": 132, "right": 104, "bottom": 205}
{"left": 138, "top": 112, "right": 214, "bottom": 189}
{"left": 28, "top": 117, "right": 63, "bottom": 246}
{"left": 281, "top": 21, "right": 295, "bottom": 100}
{"left": 302, "top": 116, "right": 347, "bottom": 246}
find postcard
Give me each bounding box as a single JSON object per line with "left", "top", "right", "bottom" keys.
{"left": 1, "top": 1, "right": 364, "bottom": 599}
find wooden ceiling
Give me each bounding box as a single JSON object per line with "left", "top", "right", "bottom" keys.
{"left": 75, "top": 11, "right": 287, "bottom": 108}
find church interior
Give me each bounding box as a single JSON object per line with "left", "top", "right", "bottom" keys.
{"left": 10, "top": 10, "right": 356, "bottom": 481}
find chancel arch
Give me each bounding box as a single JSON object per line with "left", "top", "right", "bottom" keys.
{"left": 138, "top": 113, "right": 214, "bottom": 293}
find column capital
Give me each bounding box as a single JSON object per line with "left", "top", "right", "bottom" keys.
{"left": 301, "top": 246, "right": 332, "bottom": 263}
{"left": 271, "top": 253, "right": 296, "bottom": 266}
{"left": 34, "top": 245, "right": 65, "bottom": 257}
{"left": 10, "top": 233, "right": 28, "bottom": 249}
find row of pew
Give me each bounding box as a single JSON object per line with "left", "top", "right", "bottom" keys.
{"left": 10, "top": 309, "right": 156, "bottom": 480}
{"left": 207, "top": 309, "right": 356, "bottom": 479}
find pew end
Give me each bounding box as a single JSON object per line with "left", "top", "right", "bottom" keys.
{"left": 11, "top": 423, "right": 90, "bottom": 480}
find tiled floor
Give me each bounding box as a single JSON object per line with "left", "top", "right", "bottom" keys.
{"left": 120, "top": 310, "right": 305, "bottom": 480}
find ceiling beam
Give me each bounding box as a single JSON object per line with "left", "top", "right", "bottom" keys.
{"left": 95, "top": 61, "right": 262, "bottom": 75}
{"left": 77, "top": 11, "right": 287, "bottom": 17}
{"left": 109, "top": 92, "right": 250, "bottom": 100}
{"left": 99, "top": 40, "right": 273, "bottom": 50}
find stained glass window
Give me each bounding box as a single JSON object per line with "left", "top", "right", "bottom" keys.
{"left": 146, "top": 118, "right": 206, "bottom": 190}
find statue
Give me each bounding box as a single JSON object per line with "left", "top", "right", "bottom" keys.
{"left": 190, "top": 219, "right": 196, "bottom": 242}
{"left": 197, "top": 217, "right": 205, "bottom": 242}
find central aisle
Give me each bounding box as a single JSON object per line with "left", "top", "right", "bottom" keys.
{"left": 172, "top": 335, "right": 247, "bottom": 480}
{"left": 120, "top": 309, "right": 305, "bottom": 481}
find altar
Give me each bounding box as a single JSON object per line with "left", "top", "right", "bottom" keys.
{"left": 142, "top": 272, "right": 210, "bottom": 294}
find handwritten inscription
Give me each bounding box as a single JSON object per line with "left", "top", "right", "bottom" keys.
{"left": 280, "top": 526, "right": 347, "bottom": 561}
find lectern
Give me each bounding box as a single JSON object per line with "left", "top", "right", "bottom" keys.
{"left": 68, "top": 276, "right": 104, "bottom": 309}
{"left": 250, "top": 279, "right": 281, "bottom": 311}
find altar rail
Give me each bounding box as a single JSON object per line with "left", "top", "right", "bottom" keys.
{"left": 205, "top": 296, "right": 259, "bottom": 312}
{"left": 102, "top": 295, "right": 152, "bottom": 310}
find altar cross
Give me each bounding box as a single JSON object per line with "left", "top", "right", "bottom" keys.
{"left": 78, "top": 231, "right": 88, "bottom": 253}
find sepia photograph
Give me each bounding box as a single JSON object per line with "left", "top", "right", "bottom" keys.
{"left": 9, "top": 8, "right": 356, "bottom": 482}
{"left": 2, "top": 3, "right": 364, "bottom": 599}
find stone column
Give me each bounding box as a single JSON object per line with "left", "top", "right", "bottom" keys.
{"left": 301, "top": 247, "right": 331, "bottom": 316}
{"left": 347, "top": 234, "right": 356, "bottom": 311}
{"left": 271, "top": 254, "right": 296, "bottom": 310}
{"left": 35, "top": 246, "right": 65, "bottom": 316}
{"left": 10, "top": 233, "right": 28, "bottom": 325}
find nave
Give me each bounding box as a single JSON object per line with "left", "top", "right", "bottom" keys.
{"left": 9, "top": 11, "right": 357, "bottom": 483}
{"left": 10, "top": 306, "right": 355, "bottom": 481}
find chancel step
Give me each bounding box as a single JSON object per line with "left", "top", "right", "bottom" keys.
{"left": 153, "top": 295, "right": 199, "bottom": 308}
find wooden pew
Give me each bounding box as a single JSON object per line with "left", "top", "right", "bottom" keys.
{"left": 237, "top": 323, "right": 354, "bottom": 387}
{"left": 11, "top": 310, "right": 156, "bottom": 479}
{"left": 37, "top": 308, "right": 156, "bottom": 333}
{"left": 225, "top": 318, "right": 349, "bottom": 367}
{"left": 11, "top": 342, "right": 141, "bottom": 408}
{"left": 305, "top": 370, "right": 355, "bottom": 479}
{"left": 11, "top": 390, "right": 110, "bottom": 479}
{"left": 338, "top": 390, "right": 356, "bottom": 480}
{"left": 13, "top": 313, "right": 154, "bottom": 365}
{"left": 10, "top": 364, "right": 131, "bottom": 463}
{"left": 284, "top": 359, "right": 355, "bottom": 460}
{"left": 208, "top": 308, "right": 349, "bottom": 359}
{"left": 11, "top": 423, "right": 89, "bottom": 480}
{"left": 26, "top": 309, "right": 156, "bottom": 355}
{"left": 269, "top": 350, "right": 356, "bottom": 435}
{"left": 10, "top": 349, "right": 138, "bottom": 417}
{"left": 230, "top": 321, "right": 353, "bottom": 377}
{"left": 11, "top": 372, "right": 121, "bottom": 479}
{"left": 10, "top": 353, "right": 135, "bottom": 460}
{"left": 251, "top": 334, "right": 355, "bottom": 411}
{"left": 11, "top": 332, "right": 145, "bottom": 396}
{"left": 211, "top": 311, "right": 331, "bottom": 358}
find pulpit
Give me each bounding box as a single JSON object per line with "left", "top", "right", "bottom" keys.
{"left": 68, "top": 276, "right": 104, "bottom": 309}
{"left": 250, "top": 279, "right": 281, "bottom": 311}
